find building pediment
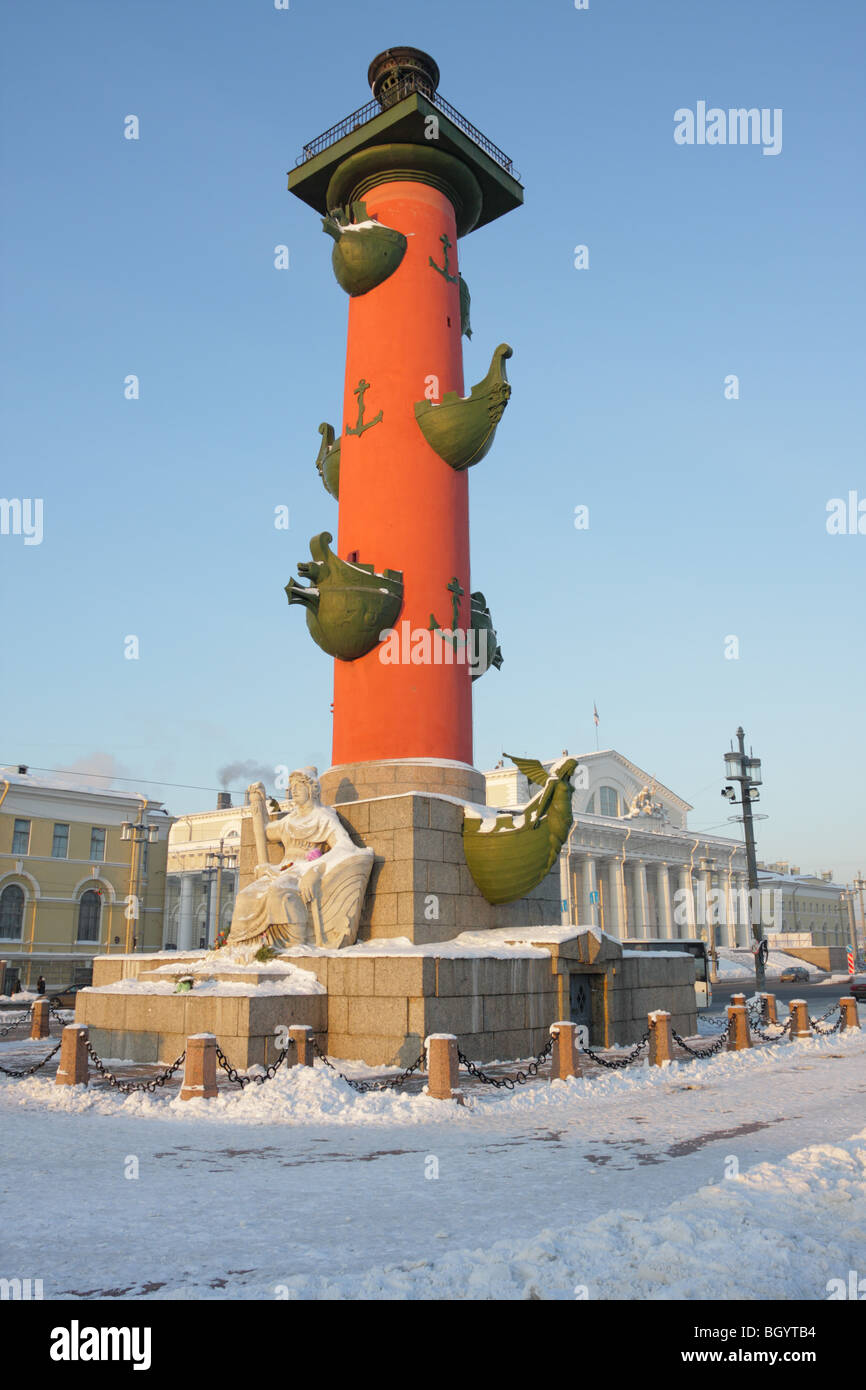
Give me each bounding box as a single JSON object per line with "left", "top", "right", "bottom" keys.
{"left": 484, "top": 749, "right": 692, "bottom": 829}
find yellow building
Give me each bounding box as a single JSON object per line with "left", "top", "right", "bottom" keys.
{"left": 0, "top": 767, "right": 172, "bottom": 991}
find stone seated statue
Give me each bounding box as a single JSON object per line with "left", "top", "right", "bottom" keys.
{"left": 226, "top": 768, "right": 373, "bottom": 951}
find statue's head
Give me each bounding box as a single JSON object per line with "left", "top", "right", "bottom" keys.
{"left": 289, "top": 767, "right": 320, "bottom": 807}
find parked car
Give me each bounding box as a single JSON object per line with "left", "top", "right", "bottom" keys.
{"left": 779, "top": 966, "right": 810, "bottom": 983}
{"left": 849, "top": 978, "right": 866, "bottom": 1001}
{"left": 48, "top": 984, "right": 84, "bottom": 1008}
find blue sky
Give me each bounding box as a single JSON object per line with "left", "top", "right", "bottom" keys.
{"left": 1, "top": 1, "right": 863, "bottom": 882}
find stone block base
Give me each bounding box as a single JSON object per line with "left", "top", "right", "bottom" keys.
{"left": 83, "top": 931, "right": 698, "bottom": 1070}
{"left": 320, "top": 759, "right": 486, "bottom": 807}
{"left": 77, "top": 985, "right": 327, "bottom": 1069}
{"left": 329, "top": 790, "right": 563, "bottom": 945}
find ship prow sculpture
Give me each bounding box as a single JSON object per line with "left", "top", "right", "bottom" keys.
{"left": 463, "top": 754, "right": 579, "bottom": 904}
{"left": 414, "top": 343, "right": 512, "bottom": 471}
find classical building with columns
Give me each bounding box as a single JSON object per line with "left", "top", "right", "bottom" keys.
{"left": 162, "top": 795, "right": 241, "bottom": 951}
{"left": 485, "top": 749, "right": 755, "bottom": 948}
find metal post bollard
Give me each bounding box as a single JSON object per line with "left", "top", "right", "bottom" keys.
{"left": 55, "top": 1024, "right": 89, "bottom": 1086}
{"left": 788, "top": 999, "right": 811, "bottom": 1040}
{"left": 549, "top": 1020, "right": 580, "bottom": 1081}
{"left": 289, "top": 1024, "right": 314, "bottom": 1066}
{"left": 648, "top": 1010, "right": 673, "bottom": 1066}
{"left": 180, "top": 1033, "right": 218, "bottom": 1101}
{"left": 726, "top": 1004, "right": 752, "bottom": 1050}
{"left": 425, "top": 1034, "right": 459, "bottom": 1100}
{"left": 839, "top": 998, "right": 861, "bottom": 1032}
{"left": 759, "top": 992, "right": 777, "bottom": 1024}
{"left": 30, "top": 998, "right": 50, "bottom": 1040}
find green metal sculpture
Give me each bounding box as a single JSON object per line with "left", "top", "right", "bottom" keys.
{"left": 429, "top": 232, "right": 458, "bottom": 283}
{"left": 286, "top": 532, "right": 403, "bottom": 662}
{"left": 345, "top": 377, "right": 382, "bottom": 437}
{"left": 468, "top": 591, "right": 503, "bottom": 681}
{"left": 323, "top": 200, "right": 407, "bottom": 297}
{"left": 414, "top": 343, "right": 511, "bottom": 471}
{"left": 315, "top": 422, "right": 341, "bottom": 500}
{"left": 459, "top": 274, "right": 472, "bottom": 340}
{"left": 463, "top": 753, "right": 578, "bottom": 904}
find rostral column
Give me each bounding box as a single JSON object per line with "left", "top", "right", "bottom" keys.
{"left": 287, "top": 48, "right": 522, "bottom": 804}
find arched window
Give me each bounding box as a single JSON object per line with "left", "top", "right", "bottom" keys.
{"left": 0, "top": 884, "right": 25, "bottom": 940}
{"left": 77, "top": 890, "right": 102, "bottom": 943}
{"left": 599, "top": 786, "right": 619, "bottom": 817}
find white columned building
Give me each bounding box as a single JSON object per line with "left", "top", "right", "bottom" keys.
{"left": 163, "top": 797, "right": 242, "bottom": 950}
{"left": 485, "top": 748, "right": 752, "bottom": 949}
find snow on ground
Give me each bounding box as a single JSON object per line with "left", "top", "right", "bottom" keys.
{"left": 1, "top": 1028, "right": 863, "bottom": 1300}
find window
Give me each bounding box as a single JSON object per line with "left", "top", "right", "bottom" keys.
{"left": 599, "top": 786, "right": 619, "bottom": 817}
{"left": 52, "top": 824, "right": 70, "bottom": 859}
{"left": 77, "top": 890, "right": 102, "bottom": 943}
{"left": 0, "top": 884, "right": 25, "bottom": 940}
{"left": 90, "top": 828, "right": 106, "bottom": 861}
{"left": 12, "top": 819, "right": 31, "bottom": 855}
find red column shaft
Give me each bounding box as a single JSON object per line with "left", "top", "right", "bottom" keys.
{"left": 333, "top": 179, "right": 472, "bottom": 767}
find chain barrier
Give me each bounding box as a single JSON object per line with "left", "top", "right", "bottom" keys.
{"left": 750, "top": 1016, "right": 792, "bottom": 1042}
{"left": 809, "top": 1012, "right": 845, "bottom": 1037}
{"left": 48, "top": 1002, "right": 72, "bottom": 1026}
{"left": 0, "top": 1008, "right": 33, "bottom": 1038}
{"left": 672, "top": 1021, "right": 731, "bottom": 1057}
{"left": 85, "top": 1041, "right": 186, "bottom": 1094}
{"left": 0, "top": 1040, "right": 63, "bottom": 1078}
{"left": 580, "top": 1032, "right": 650, "bottom": 1070}
{"left": 313, "top": 1038, "right": 427, "bottom": 1092}
{"left": 811, "top": 1002, "right": 842, "bottom": 1025}
{"left": 215, "top": 1039, "right": 294, "bottom": 1087}
{"left": 457, "top": 1035, "right": 555, "bottom": 1089}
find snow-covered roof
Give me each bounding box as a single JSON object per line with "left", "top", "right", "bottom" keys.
{"left": 0, "top": 766, "right": 166, "bottom": 810}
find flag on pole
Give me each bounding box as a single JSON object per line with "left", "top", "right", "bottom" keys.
{"left": 593, "top": 702, "right": 599, "bottom": 727}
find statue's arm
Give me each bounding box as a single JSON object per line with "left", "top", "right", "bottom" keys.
{"left": 323, "top": 815, "right": 357, "bottom": 852}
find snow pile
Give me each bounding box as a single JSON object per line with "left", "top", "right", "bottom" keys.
{"left": 274, "top": 1128, "right": 866, "bottom": 1300}
{"left": 82, "top": 962, "right": 325, "bottom": 997}
{"left": 6, "top": 1025, "right": 863, "bottom": 1126}
{"left": 148, "top": 953, "right": 313, "bottom": 976}
{"left": 280, "top": 933, "right": 552, "bottom": 961}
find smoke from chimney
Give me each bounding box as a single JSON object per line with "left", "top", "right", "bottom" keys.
{"left": 217, "top": 760, "right": 274, "bottom": 791}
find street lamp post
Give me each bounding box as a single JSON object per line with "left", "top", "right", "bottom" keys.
{"left": 854, "top": 871, "right": 866, "bottom": 960}
{"left": 201, "top": 841, "right": 238, "bottom": 948}
{"left": 698, "top": 856, "right": 719, "bottom": 982}
{"left": 721, "top": 725, "right": 766, "bottom": 988}
{"left": 120, "top": 817, "right": 159, "bottom": 953}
